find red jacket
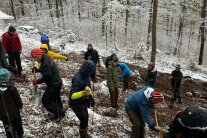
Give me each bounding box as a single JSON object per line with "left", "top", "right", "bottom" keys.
{"left": 2, "top": 32, "right": 22, "bottom": 53}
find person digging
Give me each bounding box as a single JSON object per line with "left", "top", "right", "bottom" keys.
{"left": 125, "top": 86, "right": 165, "bottom": 138}
{"left": 31, "top": 48, "right": 65, "bottom": 120}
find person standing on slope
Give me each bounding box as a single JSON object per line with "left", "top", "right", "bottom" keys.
{"left": 84, "top": 43, "right": 100, "bottom": 82}
{"left": 69, "top": 60, "right": 95, "bottom": 138}
{"left": 107, "top": 56, "right": 119, "bottom": 109}
{"left": 2, "top": 26, "right": 23, "bottom": 76}
{"left": 170, "top": 64, "right": 183, "bottom": 104}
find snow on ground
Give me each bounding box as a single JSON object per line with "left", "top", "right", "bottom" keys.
{"left": 0, "top": 24, "right": 207, "bottom": 137}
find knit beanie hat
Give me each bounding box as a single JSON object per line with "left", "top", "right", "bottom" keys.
{"left": 31, "top": 48, "right": 43, "bottom": 58}
{"left": 0, "top": 68, "right": 10, "bottom": 82}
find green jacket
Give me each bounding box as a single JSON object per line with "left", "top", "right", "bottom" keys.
{"left": 37, "top": 55, "right": 62, "bottom": 86}
{"left": 107, "top": 61, "right": 118, "bottom": 89}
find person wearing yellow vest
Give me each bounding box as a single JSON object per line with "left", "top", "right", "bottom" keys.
{"left": 40, "top": 44, "right": 68, "bottom": 61}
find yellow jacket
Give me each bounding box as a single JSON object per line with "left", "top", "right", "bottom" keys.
{"left": 40, "top": 44, "right": 68, "bottom": 61}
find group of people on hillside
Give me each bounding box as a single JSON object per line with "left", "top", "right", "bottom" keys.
{"left": 0, "top": 26, "right": 206, "bottom": 138}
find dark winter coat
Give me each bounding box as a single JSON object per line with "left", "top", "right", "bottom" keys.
{"left": 2, "top": 32, "right": 22, "bottom": 53}
{"left": 84, "top": 49, "right": 100, "bottom": 65}
{"left": 118, "top": 63, "right": 132, "bottom": 78}
{"left": 145, "top": 68, "right": 157, "bottom": 88}
{"left": 165, "top": 106, "right": 207, "bottom": 138}
{"left": 125, "top": 86, "right": 154, "bottom": 128}
{"left": 0, "top": 41, "right": 8, "bottom": 68}
{"left": 0, "top": 82, "right": 23, "bottom": 122}
{"left": 171, "top": 70, "right": 183, "bottom": 88}
{"left": 105, "top": 53, "right": 117, "bottom": 68}
{"left": 69, "top": 60, "right": 96, "bottom": 107}
{"left": 107, "top": 61, "right": 119, "bottom": 90}
{"left": 37, "top": 55, "right": 62, "bottom": 86}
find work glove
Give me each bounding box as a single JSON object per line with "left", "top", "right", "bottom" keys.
{"left": 32, "top": 67, "right": 39, "bottom": 73}
{"left": 33, "top": 80, "right": 37, "bottom": 86}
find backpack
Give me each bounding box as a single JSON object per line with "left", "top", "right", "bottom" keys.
{"left": 40, "top": 34, "right": 49, "bottom": 42}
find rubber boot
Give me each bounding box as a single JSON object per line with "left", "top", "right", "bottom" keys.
{"left": 79, "top": 129, "right": 92, "bottom": 138}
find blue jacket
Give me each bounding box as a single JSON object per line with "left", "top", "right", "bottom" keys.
{"left": 69, "top": 60, "right": 96, "bottom": 107}
{"left": 125, "top": 86, "right": 154, "bottom": 128}
{"left": 118, "top": 63, "right": 132, "bottom": 78}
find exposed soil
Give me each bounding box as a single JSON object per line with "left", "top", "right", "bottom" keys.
{"left": 4, "top": 52, "right": 207, "bottom": 138}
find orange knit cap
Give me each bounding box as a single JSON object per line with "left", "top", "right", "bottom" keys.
{"left": 31, "top": 48, "right": 43, "bottom": 57}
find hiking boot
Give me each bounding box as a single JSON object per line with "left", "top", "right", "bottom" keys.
{"left": 79, "top": 129, "right": 92, "bottom": 138}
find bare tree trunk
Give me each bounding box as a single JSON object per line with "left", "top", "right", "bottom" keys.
{"left": 105, "top": 25, "right": 108, "bottom": 56}
{"left": 19, "top": 0, "right": 25, "bottom": 16}
{"left": 173, "top": 1, "right": 186, "bottom": 56}
{"left": 109, "top": 0, "right": 113, "bottom": 44}
{"left": 199, "top": 0, "right": 207, "bottom": 65}
{"left": 124, "top": 0, "right": 130, "bottom": 47}
{"left": 56, "top": 0, "right": 60, "bottom": 18}
{"left": 173, "top": 16, "right": 184, "bottom": 55}
{"left": 78, "top": 0, "right": 82, "bottom": 21}
{"left": 147, "top": 0, "right": 153, "bottom": 50}
{"left": 47, "top": 0, "right": 54, "bottom": 23}
{"left": 150, "top": 0, "right": 158, "bottom": 63}
{"left": 187, "top": 20, "right": 193, "bottom": 55}
{"left": 10, "top": 0, "right": 16, "bottom": 20}
{"left": 60, "top": 0, "right": 65, "bottom": 29}
{"left": 102, "top": 0, "right": 106, "bottom": 36}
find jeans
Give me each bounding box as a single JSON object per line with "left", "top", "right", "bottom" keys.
{"left": 126, "top": 109, "right": 145, "bottom": 138}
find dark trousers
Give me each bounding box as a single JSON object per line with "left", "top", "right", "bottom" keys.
{"left": 8, "top": 51, "right": 22, "bottom": 72}
{"left": 3, "top": 117, "right": 24, "bottom": 138}
{"left": 42, "top": 83, "right": 64, "bottom": 116}
{"left": 71, "top": 104, "right": 89, "bottom": 129}
{"left": 126, "top": 109, "right": 145, "bottom": 138}
{"left": 172, "top": 86, "right": 181, "bottom": 102}
{"left": 123, "top": 75, "right": 130, "bottom": 90}
{"left": 108, "top": 87, "right": 119, "bottom": 108}
{"left": 91, "top": 62, "right": 97, "bottom": 82}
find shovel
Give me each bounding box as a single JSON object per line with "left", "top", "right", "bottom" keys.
{"left": 32, "top": 59, "right": 41, "bottom": 105}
